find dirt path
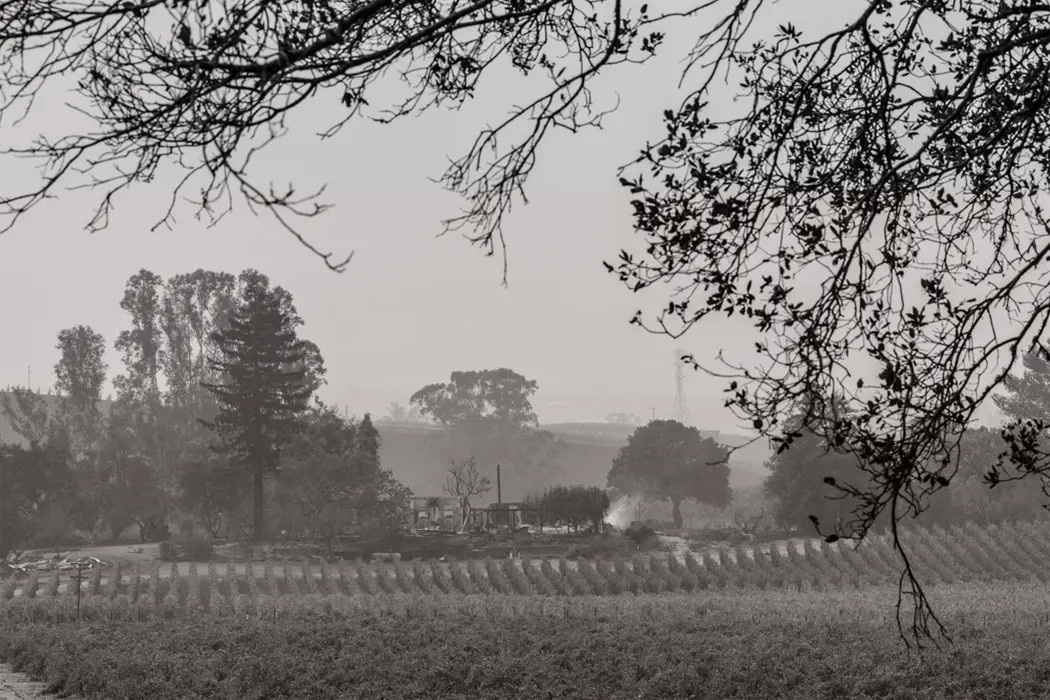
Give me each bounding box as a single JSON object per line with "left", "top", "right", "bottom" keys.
{"left": 0, "top": 664, "right": 75, "bottom": 700}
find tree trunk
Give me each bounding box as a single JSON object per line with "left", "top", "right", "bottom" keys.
{"left": 460, "top": 504, "right": 471, "bottom": 532}
{"left": 671, "top": 498, "right": 683, "bottom": 530}
{"left": 253, "top": 467, "right": 266, "bottom": 542}
{"left": 110, "top": 517, "right": 130, "bottom": 544}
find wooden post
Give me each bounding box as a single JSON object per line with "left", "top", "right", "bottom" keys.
{"left": 72, "top": 562, "right": 89, "bottom": 622}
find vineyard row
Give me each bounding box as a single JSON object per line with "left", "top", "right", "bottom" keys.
{"left": 3, "top": 520, "right": 1049, "bottom": 610}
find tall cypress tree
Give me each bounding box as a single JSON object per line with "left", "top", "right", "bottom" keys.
{"left": 200, "top": 270, "right": 324, "bottom": 541}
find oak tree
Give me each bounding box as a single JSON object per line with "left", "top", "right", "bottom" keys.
{"left": 411, "top": 368, "right": 562, "bottom": 495}
{"left": 607, "top": 419, "right": 730, "bottom": 529}
{"left": 763, "top": 397, "right": 866, "bottom": 533}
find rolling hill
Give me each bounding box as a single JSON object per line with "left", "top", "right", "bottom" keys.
{"left": 377, "top": 421, "right": 770, "bottom": 500}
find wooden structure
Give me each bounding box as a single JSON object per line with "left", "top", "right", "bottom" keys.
{"left": 410, "top": 496, "right": 461, "bottom": 530}
{"left": 469, "top": 502, "right": 544, "bottom": 532}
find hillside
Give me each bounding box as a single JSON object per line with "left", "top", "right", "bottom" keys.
{"left": 378, "top": 422, "right": 769, "bottom": 499}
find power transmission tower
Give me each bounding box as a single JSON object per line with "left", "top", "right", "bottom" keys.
{"left": 673, "top": 349, "right": 691, "bottom": 426}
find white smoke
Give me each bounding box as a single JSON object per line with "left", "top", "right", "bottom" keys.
{"left": 605, "top": 495, "right": 640, "bottom": 530}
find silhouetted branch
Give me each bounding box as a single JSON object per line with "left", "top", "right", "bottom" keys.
{"left": 0, "top": 0, "right": 676, "bottom": 277}
{"left": 610, "top": 0, "right": 1050, "bottom": 644}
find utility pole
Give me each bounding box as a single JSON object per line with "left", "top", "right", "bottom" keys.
{"left": 673, "top": 349, "right": 691, "bottom": 426}
{"left": 496, "top": 464, "right": 502, "bottom": 505}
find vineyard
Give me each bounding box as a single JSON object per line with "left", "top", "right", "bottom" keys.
{"left": 3, "top": 520, "right": 1050, "bottom": 616}
{"left": 5, "top": 584, "right": 1050, "bottom": 698}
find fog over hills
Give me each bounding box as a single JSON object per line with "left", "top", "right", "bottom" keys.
{"left": 0, "top": 392, "right": 770, "bottom": 501}
{"left": 371, "top": 420, "right": 769, "bottom": 500}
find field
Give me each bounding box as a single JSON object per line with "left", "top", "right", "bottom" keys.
{"left": 5, "top": 520, "right": 1050, "bottom": 698}
{"left": 3, "top": 585, "right": 1050, "bottom": 698}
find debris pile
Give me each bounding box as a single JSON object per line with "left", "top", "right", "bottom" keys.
{"left": 2, "top": 556, "right": 108, "bottom": 576}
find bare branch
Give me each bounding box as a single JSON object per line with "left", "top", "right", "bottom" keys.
{"left": 0, "top": 0, "right": 670, "bottom": 277}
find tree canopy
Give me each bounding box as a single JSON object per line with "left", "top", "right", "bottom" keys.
{"left": 281, "top": 406, "right": 412, "bottom": 553}
{"left": 201, "top": 270, "right": 324, "bottom": 541}
{"left": 0, "top": 442, "right": 73, "bottom": 558}
{"left": 763, "top": 397, "right": 867, "bottom": 533}
{"left": 0, "top": 0, "right": 678, "bottom": 271}
{"left": 410, "top": 368, "right": 539, "bottom": 429}
{"left": 411, "top": 368, "right": 562, "bottom": 497}
{"left": 540, "top": 485, "right": 610, "bottom": 534}
{"left": 53, "top": 325, "right": 108, "bottom": 455}
{"left": 607, "top": 419, "right": 730, "bottom": 529}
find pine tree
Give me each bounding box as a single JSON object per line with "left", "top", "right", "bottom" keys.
{"left": 200, "top": 270, "right": 324, "bottom": 541}
{"left": 993, "top": 350, "right": 1050, "bottom": 423}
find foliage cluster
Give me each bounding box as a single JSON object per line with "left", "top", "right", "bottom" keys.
{"left": 763, "top": 390, "right": 1050, "bottom": 536}
{"left": 0, "top": 268, "right": 414, "bottom": 556}
{"left": 607, "top": 420, "right": 731, "bottom": 529}
{"left": 0, "top": 443, "right": 76, "bottom": 556}
{"left": 539, "top": 485, "right": 611, "bottom": 533}
{"left": 414, "top": 369, "right": 565, "bottom": 500}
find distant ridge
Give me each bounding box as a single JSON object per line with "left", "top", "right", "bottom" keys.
{"left": 378, "top": 420, "right": 737, "bottom": 448}
{"left": 0, "top": 394, "right": 771, "bottom": 494}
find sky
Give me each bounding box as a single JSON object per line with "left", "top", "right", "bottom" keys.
{"left": 0, "top": 0, "right": 1008, "bottom": 433}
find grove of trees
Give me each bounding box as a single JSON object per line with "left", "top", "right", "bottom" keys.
{"left": 762, "top": 385, "right": 1050, "bottom": 537}
{"left": 0, "top": 268, "right": 413, "bottom": 557}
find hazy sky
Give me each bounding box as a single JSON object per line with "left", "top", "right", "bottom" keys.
{"left": 0, "top": 1, "right": 1005, "bottom": 432}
